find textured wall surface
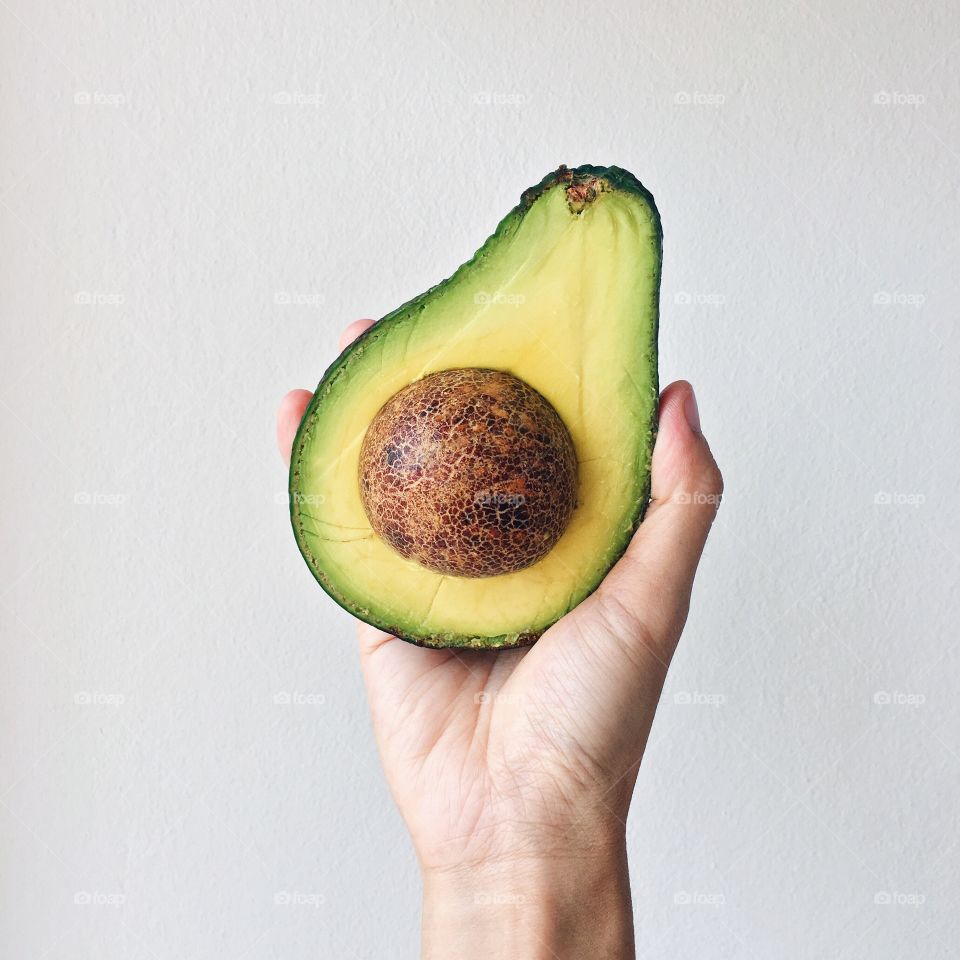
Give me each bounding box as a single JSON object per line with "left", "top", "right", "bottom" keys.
{"left": 2, "top": 1, "right": 958, "bottom": 956}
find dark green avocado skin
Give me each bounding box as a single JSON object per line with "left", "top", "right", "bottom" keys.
{"left": 289, "top": 164, "right": 661, "bottom": 650}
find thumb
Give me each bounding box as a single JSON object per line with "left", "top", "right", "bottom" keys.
{"left": 592, "top": 380, "right": 723, "bottom": 651}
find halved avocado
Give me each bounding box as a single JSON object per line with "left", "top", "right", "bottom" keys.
{"left": 290, "top": 164, "right": 661, "bottom": 649}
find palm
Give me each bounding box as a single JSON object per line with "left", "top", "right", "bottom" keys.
{"left": 357, "top": 630, "right": 520, "bottom": 867}
{"left": 357, "top": 594, "right": 664, "bottom": 870}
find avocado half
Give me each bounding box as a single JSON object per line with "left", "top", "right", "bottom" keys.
{"left": 290, "top": 164, "right": 661, "bottom": 649}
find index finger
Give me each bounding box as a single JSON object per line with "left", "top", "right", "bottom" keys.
{"left": 276, "top": 319, "right": 376, "bottom": 463}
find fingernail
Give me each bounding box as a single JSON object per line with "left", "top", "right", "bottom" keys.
{"left": 684, "top": 388, "right": 702, "bottom": 435}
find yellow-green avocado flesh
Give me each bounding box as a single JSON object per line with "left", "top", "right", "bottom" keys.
{"left": 290, "top": 164, "right": 661, "bottom": 649}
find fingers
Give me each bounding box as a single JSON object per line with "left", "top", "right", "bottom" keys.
{"left": 594, "top": 380, "right": 723, "bottom": 648}
{"left": 276, "top": 389, "right": 314, "bottom": 465}
{"left": 339, "top": 318, "right": 375, "bottom": 350}
{"left": 332, "top": 320, "right": 392, "bottom": 653}
{"left": 276, "top": 320, "right": 377, "bottom": 465}
{"left": 276, "top": 316, "right": 399, "bottom": 653}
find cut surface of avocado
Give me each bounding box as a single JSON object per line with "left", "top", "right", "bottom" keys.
{"left": 290, "top": 164, "right": 661, "bottom": 649}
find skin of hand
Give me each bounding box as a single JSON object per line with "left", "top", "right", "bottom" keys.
{"left": 277, "top": 319, "right": 723, "bottom": 959}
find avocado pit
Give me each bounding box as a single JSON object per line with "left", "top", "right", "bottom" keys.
{"left": 358, "top": 368, "right": 578, "bottom": 577}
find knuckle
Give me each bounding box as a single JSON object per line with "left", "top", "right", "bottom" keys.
{"left": 698, "top": 460, "right": 724, "bottom": 500}
{"left": 673, "top": 458, "right": 724, "bottom": 511}
{"left": 593, "top": 591, "right": 675, "bottom": 667}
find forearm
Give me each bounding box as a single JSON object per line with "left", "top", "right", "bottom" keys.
{"left": 421, "top": 842, "right": 634, "bottom": 960}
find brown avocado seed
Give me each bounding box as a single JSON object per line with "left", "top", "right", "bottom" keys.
{"left": 358, "top": 368, "right": 578, "bottom": 578}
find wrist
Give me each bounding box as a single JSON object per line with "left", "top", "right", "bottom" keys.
{"left": 420, "top": 838, "right": 634, "bottom": 960}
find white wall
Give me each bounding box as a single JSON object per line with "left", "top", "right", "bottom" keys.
{"left": 2, "top": 1, "right": 958, "bottom": 956}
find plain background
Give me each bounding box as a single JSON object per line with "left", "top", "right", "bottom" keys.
{"left": 2, "top": 0, "right": 958, "bottom": 956}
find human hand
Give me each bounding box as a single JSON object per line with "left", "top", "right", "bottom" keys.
{"left": 277, "top": 319, "right": 723, "bottom": 959}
